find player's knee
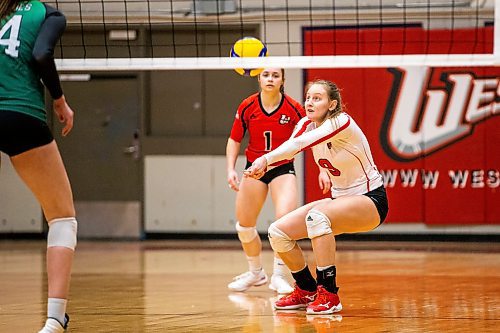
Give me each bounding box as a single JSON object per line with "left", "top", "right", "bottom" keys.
{"left": 305, "top": 209, "right": 332, "bottom": 239}
{"left": 236, "top": 222, "right": 258, "bottom": 243}
{"left": 268, "top": 223, "right": 296, "bottom": 253}
{"left": 47, "top": 217, "right": 78, "bottom": 250}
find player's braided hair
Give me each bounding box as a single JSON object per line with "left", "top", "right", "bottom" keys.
{"left": 310, "top": 79, "right": 344, "bottom": 118}
{"left": 0, "top": 0, "right": 20, "bottom": 21}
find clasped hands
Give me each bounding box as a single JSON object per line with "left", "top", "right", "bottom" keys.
{"left": 243, "top": 156, "right": 268, "bottom": 179}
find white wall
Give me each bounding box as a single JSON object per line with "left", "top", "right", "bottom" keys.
{"left": 0, "top": 153, "right": 42, "bottom": 232}
{"left": 144, "top": 155, "right": 304, "bottom": 233}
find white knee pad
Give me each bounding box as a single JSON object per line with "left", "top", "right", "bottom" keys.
{"left": 47, "top": 217, "right": 78, "bottom": 250}
{"left": 236, "top": 222, "right": 258, "bottom": 243}
{"left": 306, "top": 209, "right": 332, "bottom": 239}
{"left": 268, "top": 223, "right": 296, "bottom": 253}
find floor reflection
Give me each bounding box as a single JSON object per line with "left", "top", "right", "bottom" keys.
{"left": 0, "top": 240, "right": 498, "bottom": 332}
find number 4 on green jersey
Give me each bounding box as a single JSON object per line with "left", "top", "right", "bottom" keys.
{"left": 0, "top": 15, "right": 22, "bottom": 57}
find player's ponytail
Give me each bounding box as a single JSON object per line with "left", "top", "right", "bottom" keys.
{"left": 280, "top": 68, "right": 285, "bottom": 94}
{"left": 0, "top": 0, "right": 20, "bottom": 21}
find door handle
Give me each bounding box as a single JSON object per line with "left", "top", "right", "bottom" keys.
{"left": 123, "top": 129, "right": 140, "bottom": 160}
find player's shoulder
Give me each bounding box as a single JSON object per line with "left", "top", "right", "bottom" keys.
{"left": 283, "top": 94, "right": 305, "bottom": 112}
{"left": 336, "top": 112, "right": 350, "bottom": 123}
{"left": 43, "top": 2, "right": 63, "bottom": 16}
{"left": 240, "top": 92, "right": 259, "bottom": 106}
{"left": 237, "top": 93, "right": 258, "bottom": 112}
{"left": 12, "top": 0, "right": 45, "bottom": 15}
{"left": 15, "top": 1, "right": 62, "bottom": 23}
{"left": 236, "top": 93, "right": 259, "bottom": 119}
{"left": 326, "top": 112, "right": 352, "bottom": 132}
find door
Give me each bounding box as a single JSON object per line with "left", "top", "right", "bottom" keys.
{"left": 51, "top": 75, "right": 142, "bottom": 238}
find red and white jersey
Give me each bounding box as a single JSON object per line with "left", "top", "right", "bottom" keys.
{"left": 229, "top": 92, "right": 305, "bottom": 165}
{"left": 264, "top": 112, "right": 383, "bottom": 198}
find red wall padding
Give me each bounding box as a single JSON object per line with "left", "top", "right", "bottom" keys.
{"left": 303, "top": 26, "right": 499, "bottom": 224}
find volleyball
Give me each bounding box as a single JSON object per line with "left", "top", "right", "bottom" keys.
{"left": 230, "top": 37, "right": 268, "bottom": 77}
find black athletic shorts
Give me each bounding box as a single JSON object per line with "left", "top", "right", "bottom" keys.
{"left": 362, "top": 185, "right": 389, "bottom": 224}
{"left": 0, "top": 111, "right": 53, "bottom": 157}
{"left": 245, "top": 160, "right": 296, "bottom": 185}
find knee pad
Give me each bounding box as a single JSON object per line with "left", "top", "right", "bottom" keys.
{"left": 236, "top": 222, "right": 258, "bottom": 243}
{"left": 306, "top": 209, "right": 332, "bottom": 239}
{"left": 268, "top": 223, "right": 296, "bottom": 253}
{"left": 47, "top": 217, "right": 78, "bottom": 250}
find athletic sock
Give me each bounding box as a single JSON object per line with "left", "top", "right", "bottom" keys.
{"left": 272, "top": 257, "right": 288, "bottom": 276}
{"left": 246, "top": 255, "right": 263, "bottom": 274}
{"left": 291, "top": 265, "right": 317, "bottom": 292}
{"left": 316, "top": 265, "right": 339, "bottom": 294}
{"left": 47, "top": 298, "right": 67, "bottom": 325}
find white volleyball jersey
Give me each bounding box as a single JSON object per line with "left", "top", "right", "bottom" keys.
{"left": 264, "top": 112, "right": 383, "bottom": 198}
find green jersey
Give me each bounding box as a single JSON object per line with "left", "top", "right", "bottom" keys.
{"left": 0, "top": 1, "right": 47, "bottom": 121}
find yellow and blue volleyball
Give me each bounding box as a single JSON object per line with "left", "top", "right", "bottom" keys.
{"left": 230, "top": 37, "right": 268, "bottom": 77}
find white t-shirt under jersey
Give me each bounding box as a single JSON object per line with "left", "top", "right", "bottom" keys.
{"left": 264, "top": 112, "right": 383, "bottom": 198}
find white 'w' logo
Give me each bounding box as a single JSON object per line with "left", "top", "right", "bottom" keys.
{"left": 380, "top": 67, "right": 499, "bottom": 161}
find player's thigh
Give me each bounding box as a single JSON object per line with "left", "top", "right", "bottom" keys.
{"left": 317, "top": 195, "right": 379, "bottom": 234}
{"left": 269, "top": 173, "right": 298, "bottom": 219}
{"left": 274, "top": 199, "right": 332, "bottom": 240}
{"left": 10, "top": 140, "right": 75, "bottom": 220}
{"left": 235, "top": 176, "right": 268, "bottom": 226}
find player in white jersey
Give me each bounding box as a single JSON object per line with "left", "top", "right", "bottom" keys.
{"left": 245, "top": 79, "right": 389, "bottom": 315}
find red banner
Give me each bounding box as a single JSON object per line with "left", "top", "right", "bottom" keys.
{"left": 303, "top": 26, "right": 499, "bottom": 224}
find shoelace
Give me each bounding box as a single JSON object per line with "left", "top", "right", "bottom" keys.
{"left": 311, "top": 287, "right": 330, "bottom": 306}
{"left": 281, "top": 287, "right": 304, "bottom": 302}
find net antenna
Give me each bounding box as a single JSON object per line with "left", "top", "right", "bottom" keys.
{"left": 50, "top": 0, "right": 498, "bottom": 71}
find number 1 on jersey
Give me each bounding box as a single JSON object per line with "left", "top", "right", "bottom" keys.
{"left": 263, "top": 131, "right": 272, "bottom": 151}
{"left": 0, "top": 15, "right": 22, "bottom": 58}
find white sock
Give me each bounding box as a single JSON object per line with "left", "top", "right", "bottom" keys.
{"left": 317, "top": 265, "right": 334, "bottom": 271}
{"left": 273, "top": 257, "right": 288, "bottom": 276}
{"left": 246, "top": 255, "right": 262, "bottom": 274}
{"left": 48, "top": 298, "right": 67, "bottom": 325}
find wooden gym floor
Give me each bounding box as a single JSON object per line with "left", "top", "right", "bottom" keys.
{"left": 0, "top": 239, "right": 498, "bottom": 332}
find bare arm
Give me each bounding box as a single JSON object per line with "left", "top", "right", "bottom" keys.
{"left": 52, "top": 95, "right": 74, "bottom": 136}
{"left": 318, "top": 169, "right": 332, "bottom": 194}
{"left": 226, "top": 138, "right": 241, "bottom": 191}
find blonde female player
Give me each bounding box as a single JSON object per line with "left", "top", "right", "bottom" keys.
{"left": 227, "top": 68, "right": 319, "bottom": 294}
{"left": 245, "top": 79, "right": 389, "bottom": 314}
{"left": 0, "top": 1, "right": 77, "bottom": 332}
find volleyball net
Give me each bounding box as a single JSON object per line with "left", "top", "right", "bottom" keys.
{"left": 46, "top": 0, "right": 498, "bottom": 71}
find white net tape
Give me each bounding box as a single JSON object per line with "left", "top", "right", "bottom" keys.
{"left": 56, "top": 53, "right": 498, "bottom": 71}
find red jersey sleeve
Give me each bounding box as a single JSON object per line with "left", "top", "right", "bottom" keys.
{"left": 229, "top": 94, "right": 257, "bottom": 143}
